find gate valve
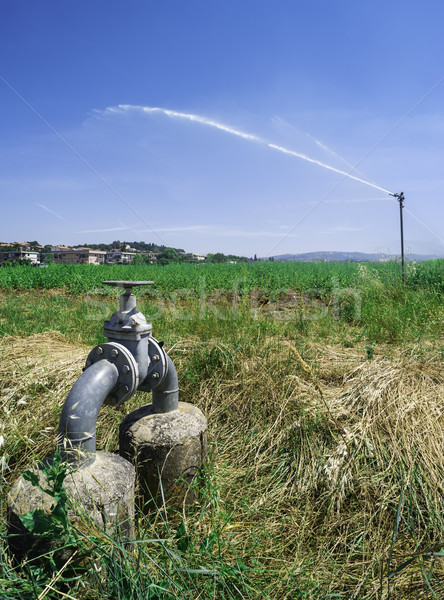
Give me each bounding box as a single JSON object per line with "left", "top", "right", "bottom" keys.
{"left": 84, "top": 280, "right": 168, "bottom": 405}
{"left": 58, "top": 280, "right": 179, "bottom": 466}
{"left": 102, "top": 280, "right": 154, "bottom": 339}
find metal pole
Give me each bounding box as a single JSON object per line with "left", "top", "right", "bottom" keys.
{"left": 390, "top": 192, "right": 405, "bottom": 284}
{"left": 399, "top": 192, "right": 405, "bottom": 284}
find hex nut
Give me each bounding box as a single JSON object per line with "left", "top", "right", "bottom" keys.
{"left": 97, "top": 347, "right": 103, "bottom": 356}
{"left": 111, "top": 349, "right": 119, "bottom": 358}
{"left": 122, "top": 365, "right": 130, "bottom": 374}
{"left": 151, "top": 373, "right": 160, "bottom": 380}
{"left": 152, "top": 354, "right": 160, "bottom": 361}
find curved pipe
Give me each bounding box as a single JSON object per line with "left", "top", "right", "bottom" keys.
{"left": 58, "top": 360, "right": 119, "bottom": 466}
{"left": 152, "top": 354, "right": 179, "bottom": 413}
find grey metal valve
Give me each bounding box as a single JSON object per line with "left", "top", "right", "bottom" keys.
{"left": 101, "top": 280, "right": 154, "bottom": 291}
{"left": 85, "top": 341, "right": 139, "bottom": 406}
{"left": 102, "top": 280, "right": 154, "bottom": 314}
{"left": 58, "top": 278, "right": 178, "bottom": 466}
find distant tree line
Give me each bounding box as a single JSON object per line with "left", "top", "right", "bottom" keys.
{"left": 79, "top": 242, "right": 250, "bottom": 264}
{"left": 79, "top": 240, "right": 186, "bottom": 254}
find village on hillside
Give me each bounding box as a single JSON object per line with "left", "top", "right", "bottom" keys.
{"left": 0, "top": 241, "right": 250, "bottom": 266}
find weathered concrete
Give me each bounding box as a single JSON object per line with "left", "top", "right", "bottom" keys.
{"left": 119, "top": 402, "right": 207, "bottom": 511}
{"left": 7, "top": 451, "right": 135, "bottom": 562}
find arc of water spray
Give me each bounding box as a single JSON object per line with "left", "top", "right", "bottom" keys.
{"left": 114, "top": 104, "right": 444, "bottom": 248}
{"left": 109, "top": 104, "right": 391, "bottom": 194}
{"left": 272, "top": 116, "right": 372, "bottom": 184}
{"left": 267, "top": 143, "right": 392, "bottom": 194}
{"left": 107, "top": 105, "right": 262, "bottom": 143}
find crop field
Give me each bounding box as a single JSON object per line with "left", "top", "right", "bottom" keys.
{"left": 0, "top": 259, "right": 443, "bottom": 295}
{"left": 0, "top": 260, "right": 443, "bottom": 599}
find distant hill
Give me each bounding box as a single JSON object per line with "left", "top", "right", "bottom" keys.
{"left": 267, "top": 251, "right": 442, "bottom": 262}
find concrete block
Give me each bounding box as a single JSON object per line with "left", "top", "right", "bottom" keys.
{"left": 7, "top": 451, "right": 135, "bottom": 562}
{"left": 120, "top": 402, "right": 207, "bottom": 511}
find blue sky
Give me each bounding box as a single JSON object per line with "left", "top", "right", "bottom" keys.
{"left": 1, "top": 1, "right": 444, "bottom": 257}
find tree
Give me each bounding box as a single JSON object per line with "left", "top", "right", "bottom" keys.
{"left": 132, "top": 253, "right": 145, "bottom": 266}
{"left": 158, "top": 248, "right": 180, "bottom": 265}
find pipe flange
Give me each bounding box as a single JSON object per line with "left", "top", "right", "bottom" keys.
{"left": 85, "top": 342, "right": 139, "bottom": 407}
{"left": 138, "top": 337, "right": 167, "bottom": 392}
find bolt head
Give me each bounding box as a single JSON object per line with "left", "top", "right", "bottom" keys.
{"left": 153, "top": 354, "right": 160, "bottom": 361}
{"left": 151, "top": 372, "right": 160, "bottom": 380}
{"left": 111, "top": 348, "right": 119, "bottom": 358}
{"left": 97, "top": 347, "right": 103, "bottom": 356}
{"left": 123, "top": 385, "right": 130, "bottom": 392}
{"left": 122, "top": 364, "right": 130, "bottom": 374}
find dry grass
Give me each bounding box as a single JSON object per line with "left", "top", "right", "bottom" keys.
{"left": 170, "top": 335, "right": 444, "bottom": 598}
{"left": 1, "top": 331, "right": 443, "bottom": 598}
{"left": 0, "top": 333, "right": 87, "bottom": 472}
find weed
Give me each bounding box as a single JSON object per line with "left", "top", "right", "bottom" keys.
{"left": 365, "top": 342, "right": 376, "bottom": 360}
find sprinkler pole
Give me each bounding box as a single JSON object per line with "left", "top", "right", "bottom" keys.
{"left": 390, "top": 192, "right": 405, "bottom": 284}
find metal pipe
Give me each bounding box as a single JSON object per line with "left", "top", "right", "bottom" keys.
{"left": 58, "top": 360, "right": 119, "bottom": 466}
{"left": 390, "top": 192, "right": 405, "bottom": 284}
{"left": 152, "top": 354, "right": 179, "bottom": 413}
{"left": 399, "top": 193, "right": 405, "bottom": 284}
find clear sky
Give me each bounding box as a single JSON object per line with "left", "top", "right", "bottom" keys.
{"left": 1, "top": 1, "right": 444, "bottom": 257}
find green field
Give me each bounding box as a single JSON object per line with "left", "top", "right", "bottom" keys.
{"left": 0, "top": 260, "right": 443, "bottom": 599}
{"left": 0, "top": 259, "right": 443, "bottom": 295}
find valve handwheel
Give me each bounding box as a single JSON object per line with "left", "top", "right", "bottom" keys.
{"left": 102, "top": 280, "right": 154, "bottom": 293}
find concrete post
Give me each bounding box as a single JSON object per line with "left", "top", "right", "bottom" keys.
{"left": 119, "top": 402, "right": 207, "bottom": 512}
{"left": 7, "top": 451, "right": 135, "bottom": 563}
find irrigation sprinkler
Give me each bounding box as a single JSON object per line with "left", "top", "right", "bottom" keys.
{"left": 390, "top": 192, "right": 405, "bottom": 284}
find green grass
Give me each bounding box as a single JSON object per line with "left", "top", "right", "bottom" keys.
{"left": 0, "top": 259, "right": 442, "bottom": 295}
{"left": 0, "top": 259, "right": 443, "bottom": 599}
{"left": 1, "top": 262, "right": 442, "bottom": 347}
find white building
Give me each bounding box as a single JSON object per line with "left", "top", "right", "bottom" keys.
{"left": 0, "top": 250, "right": 41, "bottom": 265}
{"left": 52, "top": 248, "right": 106, "bottom": 265}
{"left": 105, "top": 251, "right": 136, "bottom": 264}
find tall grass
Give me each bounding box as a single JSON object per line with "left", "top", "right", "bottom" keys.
{"left": 0, "top": 259, "right": 442, "bottom": 294}
{"left": 0, "top": 260, "right": 443, "bottom": 598}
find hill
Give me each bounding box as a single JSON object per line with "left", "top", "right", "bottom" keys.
{"left": 269, "top": 250, "right": 441, "bottom": 262}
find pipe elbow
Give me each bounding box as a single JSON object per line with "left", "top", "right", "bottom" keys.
{"left": 152, "top": 354, "right": 179, "bottom": 413}
{"left": 58, "top": 359, "right": 119, "bottom": 466}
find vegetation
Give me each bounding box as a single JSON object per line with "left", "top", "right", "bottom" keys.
{"left": 78, "top": 239, "right": 185, "bottom": 254}
{"left": 0, "top": 260, "right": 443, "bottom": 598}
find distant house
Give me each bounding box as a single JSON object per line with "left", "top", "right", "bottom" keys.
{"left": 51, "top": 245, "right": 72, "bottom": 252}
{"left": 106, "top": 251, "right": 136, "bottom": 264}
{"left": 191, "top": 253, "right": 206, "bottom": 261}
{"left": 52, "top": 248, "right": 106, "bottom": 265}
{"left": 0, "top": 250, "right": 40, "bottom": 265}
